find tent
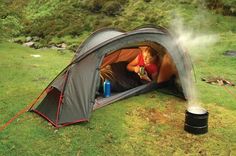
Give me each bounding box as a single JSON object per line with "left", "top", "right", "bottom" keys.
{"left": 29, "top": 26, "right": 194, "bottom": 128}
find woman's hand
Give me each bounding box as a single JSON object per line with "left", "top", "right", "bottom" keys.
{"left": 138, "top": 71, "right": 151, "bottom": 81}
{"left": 134, "top": 66, "right": 140, "bottom": 73}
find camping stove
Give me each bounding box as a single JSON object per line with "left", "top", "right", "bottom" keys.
{"left": 184, "top": 106, "right": 209, "bottom": 135}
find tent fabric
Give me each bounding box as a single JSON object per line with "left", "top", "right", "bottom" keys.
{"left": 34, "top": 87, "right": 61, "bottom": 123}
{"left": 59, "top": 53, "right": 99, "bottom": 124}
{"left": 30, "top": 26, "right": 194, "bottom": 127}
{"left": 74, "top": 28, "right": 125, "bottom": 59}
{"left": 94, "top": 81, "right": 159, "bottom": 110}
{"left": 101, "top": 48, "right": 140, "bottom": 68}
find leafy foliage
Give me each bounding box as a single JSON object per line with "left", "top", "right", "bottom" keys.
{"left": 22, "top": 1, "right": 88, "bottom": 43}
{"left": 1, "top": 0, "right": 236, "bottom": 45}
{"left": 87, "top": 0, "right": 104, "bottom": 13}
{"left": 102, "top": 1, "right": 122, "bottom": 16}
{"left": 113, "top": 0, "right": 172, "bottom": 31}
{"left": 25, "top": 0, "right": 61, "bottom": 20}
{"left": 86, "top": 0, "right": 127, "bottom": 14}
{"left": 143, "top": 0, "right": 152, "bottom": 2}
{"left": 0, "top": 2, "right": 23, "bottom": 40}
{"left": 204, "top": 0, "right": 236, "bottom": 16}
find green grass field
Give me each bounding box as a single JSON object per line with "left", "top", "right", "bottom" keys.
{"left": 1, "top": 1, "right": 236, "bottom": 154}
{"left": 0, "top": 30, "right": 236, "bottom": 156}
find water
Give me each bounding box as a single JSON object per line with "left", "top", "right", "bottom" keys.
{"left": 103, "top": 79, "right": 111, "bottom": 97}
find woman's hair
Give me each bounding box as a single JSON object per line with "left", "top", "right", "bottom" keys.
{"left": 145, "top": 47, "right": 158, "bottom": 57}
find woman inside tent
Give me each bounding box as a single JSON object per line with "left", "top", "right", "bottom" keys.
{"left": 99, "top": 46, "right": 160, "bottom": 93}
{"left": 98, "top": 45, "right": 180, "bottom": 96}
{"left": 127, "top": 46, "right": 159, "bottom": 82}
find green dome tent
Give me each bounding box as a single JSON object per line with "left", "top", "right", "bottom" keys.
{"left": 29, "top": 26, "right": 194, "bottom": 128}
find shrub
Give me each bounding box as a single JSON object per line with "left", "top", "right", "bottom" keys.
{"left": 0, "top": 15, "right": 23, "bottom": 38}
{"left": 86, "top": 0, "right": 126, "bottom": 14}
{"left": 68, "top": 44, "right": 79, "bottom": 52}
{"left": 204, "top": 0, "right": 236, "bottom": 16}
{"left": 94, "top": 18, "right": 113, "bottom": 30}
{"left": 87, "top": 0, "right": 106, "bottom": 13}
{"left": 0, "top": 2, "right": 23, "bottom": 40}
{"left": 103, "top": 1, "right": 122, "bottom": 16}
{"left": 23, "top": 5, "right": 85, "bottom": 40}
{"left": 12, "top": 36, "right": 26, "bottom": 44}
{"left": 25, "top": 0, "right": 61, "bottom": 20}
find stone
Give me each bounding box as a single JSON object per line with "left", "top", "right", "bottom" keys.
{"left": 32, "top": 36, "right": 40, "bottom": 42}
{"left": 51, "top": 45, "right": 65, "bottom": 51}
{"left": 61, "top": 43, "right": 67, "bottom": 49}
{"left": 26, "top": 36, "right": 32, "bottom": 42}
{"left": 23, "top": 41, "right": 35, "bottom": 47}
{"left": 224, "top": 50, "right": 236, "bottom": 57}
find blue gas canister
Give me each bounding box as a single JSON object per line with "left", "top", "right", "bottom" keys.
{"left": 103, "top": 79, "right": 111, "bottom": 97}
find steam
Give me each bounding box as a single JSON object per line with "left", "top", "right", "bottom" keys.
{"left": 169, "top": 15, "right": 219, "bottom": 112}
{"left": 170, "top": 16, "right": 219, "bottom": 60}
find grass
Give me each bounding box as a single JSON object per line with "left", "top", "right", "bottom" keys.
{"left": 0, "top": 34, "right": 236, "bottom": 155}
{"left": 193, "top": 32, "right": 236, "bottom": 110}
{"left": 0, "top": 1, "right": 236, "bottom": 154}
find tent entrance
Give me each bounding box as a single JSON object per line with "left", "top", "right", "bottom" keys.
{"left": 33, "top": 87, "right": 61, "bottom": 125}
{"left": 94, "top": 45, "right": 184, "bottom": 110}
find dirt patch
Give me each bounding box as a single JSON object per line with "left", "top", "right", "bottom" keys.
{"left": 124, "top": 98, "right": 236, "bottom": 155}
{"left": 201, "top": 77, "right": 235, "bottom": 86}
{"left": 128, "top": 100, "right": 186, "bottom": 128}
{"left": 140, "top": 108, "right": 168, "bottom": 124}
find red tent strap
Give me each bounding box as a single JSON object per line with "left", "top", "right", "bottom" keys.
{"left": 55, "top": 70, "right": 70, "bottom": 125}
{"left": 55, "top": 94, "right": 64, "bottom": 126}
{"left": 46, "top": 86, "right": 53, "bottom": 94}
{"left": 0, "top": 87, "right": 50, "bottom": 132}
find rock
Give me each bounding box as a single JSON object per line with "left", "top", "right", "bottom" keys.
{"left": 55, "top": 44, "right": 65, "bottom": 49}
{"left": 13, "top": 38, "right": 24, "bottom": 44}
{"left": 51, "top": 45, "right": 59, "bottom": 49}
{"left": 61, "top": 43, "right": 67, "bottom": 49}
{"left": 224, "top": 50, "right": 236, "bottom": 57}
{"left": 26, "top": 36, "right": 32, "bottom": 42}
{"left": 32, "top": 36, "right": 40, "bottom": 42}
{"left": 23, "top": 41, "right": 35, "bottom": 47}
{"left": 51, "top": 45, "right": 65, "bottom": 51}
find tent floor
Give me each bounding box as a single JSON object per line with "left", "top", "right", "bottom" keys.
{"left": 93, "top": 79, "right": 184, "bottom": 110}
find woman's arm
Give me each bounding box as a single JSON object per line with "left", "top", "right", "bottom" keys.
{"left": 127, "top": 56, "right": 140, "bottom": 73}
{"left": 151, "top": 72, "right": 158, "bottom": 81}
